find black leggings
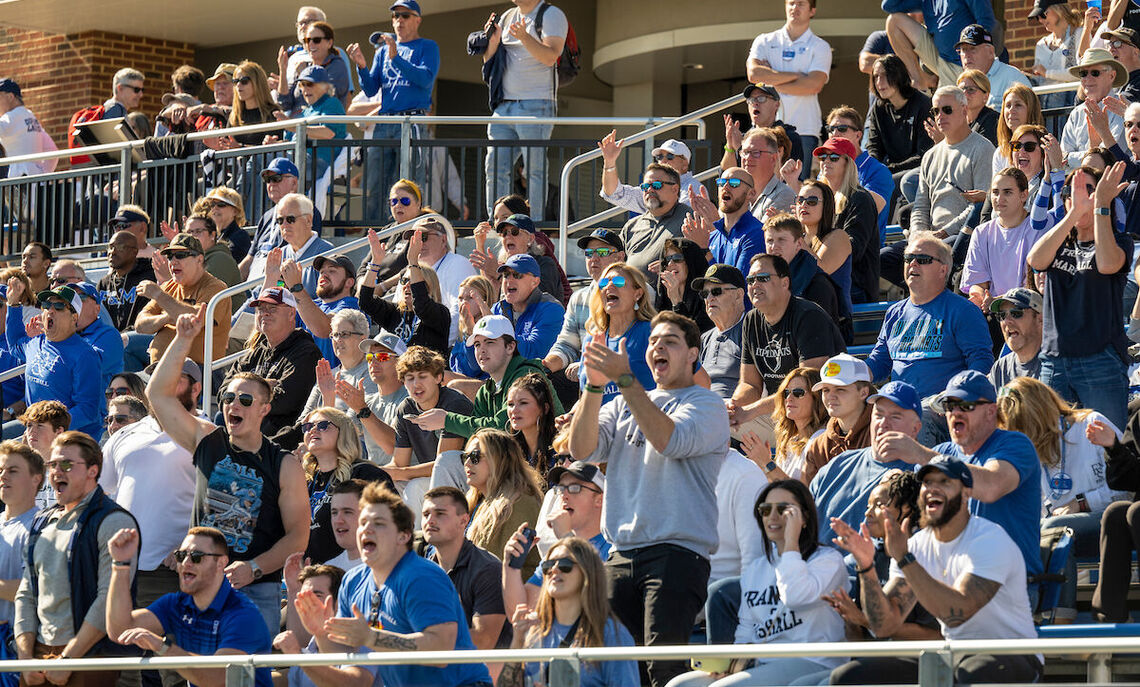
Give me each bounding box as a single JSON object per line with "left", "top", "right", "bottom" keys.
{"left": 1094, "top": 500, "right": 1140, "bottom": 622}
{"left": 830, "top": 654, "right": 1043, "bottom": 685}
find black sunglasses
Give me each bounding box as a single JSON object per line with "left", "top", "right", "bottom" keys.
{"left": 827, "top": 124, "right": 860, "bottom": 133}
{"left": 1010, "top": 141, "right": 1040, "bottom": 153}
{"left": 783, "top": 387, "right": 808, "bottom": 399}
{"left": 123, "top": 85, "right": 144, "bottom": 94}
{"left": 500, "top": 226, "right": 526, "bottom": 236}
{"left": 461, "top": 449, "right": 482, "bottom": 465}
{"left": 934, "top": 105, "right": 955, "bottom": 115}
{"left": 1078, "top": 68, "right": 1108, "bottom": 78}
{"left": 275, "top": 215, "right": 299, "bottom": 225}
{"left": 794, "top": 196, "right": 821, "bottom": 207}
{"left": 164, "top": 251, "right": 196, "bottom": 261}
{"left": 996, "top": 308, "right": 1027, "bottom": 321}
{"left": 943, "top": 399, "right": 991, "bottom": 412}
{"left": 263, "top": 174, "right": 284, "bottom": 184}
{"left": 220, "top": 392, "right": 255, "bottom": 407}
{"left": 540, "top": 557, "right": 577, "bottom": 575}
{"left": 756, "top": 502, "right": 795, "bottom": 517}
{"left": 662, "top": 254, "right": 686, "bottom": 266}
{"left": 302, "top": 420, "right": 334, "bottom": 433}
{"left": 173, "top": 550, "right": 224, "bottom": 564}
{"left": 392, "top": 11, "right": 416, "bottom": 18}
{"left": 903, "top": 253, "right": 939, "bottom": 265}
{"left": 699, "top": 286, "right": 736, "bottom": 299}
{"left": 746, "top": 273, "right": 772, "bottom": 284}
{"left": 1060, "top": 183, "right": 1095, "bottom": 198}
{"left": 233, "top": 76, "right": 253, "bottom": 85}
{"left": 653, "top": 153, "right": 677, "bottom": 162}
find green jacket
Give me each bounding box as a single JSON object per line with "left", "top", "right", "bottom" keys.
{"left": 204, "top": 242, "right": 244, "bottom": 310}
{"left": 443, "top": 355, "right": 564, "bottom": 438}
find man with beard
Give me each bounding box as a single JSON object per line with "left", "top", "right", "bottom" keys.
{"left": 830, "top": 455, "right": 1042, "bottom": 685}
{"left": 683, "top": 167, "right": 767, "bottom": 277}
{"left": 100, "top": 360, "right": 201, "bottom": 608}
{"left": 98, "top": 231, "right": 156, "bottom": 333}
{"left": 618, "top": 163, "right": 692, "bottom": 284}
{"left": 105, "top": 526, "right": 273, "bottom": 687}
{"left": 872, "top": 370, "right": 1043, "bottom": 591}
{"left": 280, "top": 253, "right": 359, "bottom": 367}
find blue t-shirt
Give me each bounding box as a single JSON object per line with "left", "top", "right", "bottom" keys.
{"left": 526, "top": 532, "right": 611, "bottom": 587}
{"left": 935, "top": 429, "right": 1043, "bottom": 579}
{"left": 148, "top": 579, "right": 273, "bottom": 687}
{"left": 357, "top": 38, "right": 441, "bottom": 114}
{"left": 337, "top": 552, "right": 491, "bottom": 687}
{"left": 710, "top": 212, "right": 766, "bottom": 277}
{"left": 862, "top": 30, "right": 893, "bottom": 57}
{"left": 810, "top": 447, "right": 914, "bottom": 546}
{"left": 578, "top": 320, "right": 656, "bottom": 404}
{"left": 285, "top": 94, "right": 347, "bottom": 171}
{"left": 865, "top": 290, "right": 994, "bottom": 400}
{"left": 881, "top": 0, "right": 998, "bottom": 65}
{"left": 523, "top": 617, "right": 639, "bottom": 687}
{"left": 855, "top": 150, "right": 895, "bottom": 241}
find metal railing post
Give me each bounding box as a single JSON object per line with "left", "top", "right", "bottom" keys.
{"left": 1088, "top": 653, "right": 1112, "bottom": 683}
{"left": 399, "top": 118, "right": 412, "bottom": 180}
{"left": 224, "top": 663, "right": 256, "bottom": 687}
{"left": 118, "top": 147, "right": 132, "bottom": 212}
{"left": 293, "top": 125, "right": 308, "bottom": 187}
{"left": 917, "top": 649, "right": 952, "bottom": 687}
{"left": 642, "top": 120, "right": 654, "bottom": 173}
{"left": 548, "top": 657, "right": 581, "bottom": 687}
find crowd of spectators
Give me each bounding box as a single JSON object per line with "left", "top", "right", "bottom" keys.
{"left": 6, "top": 0, "right": 1140, "bottom": 685}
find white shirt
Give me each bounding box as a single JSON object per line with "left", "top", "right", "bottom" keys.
{"left": 748, "top": 26, "right": 832, "bottom": 135}
{"left": 710, "top": 450, "right": 769, "bottom": 582}
{"left": 0, "top": 105, "right": 56, "bottom": 177}
{"left": 1041, "top": 412, "right": 1130, "bottom": 515}
{"left": 99, "top": 416, "right": 197, "bottom": 571}
{"left": 1035, "top": 28, "right": 1079, "bottom": 84}
{"left": 893, "top": 516, "right": 1037, "bottom": 642}
{"left": 432, "top": 251, "right": 477, "bottom": 346}
{"left": 325, "top": 549, "right": 363, "bottom": 572}
{"left": 1062, "top": 96, "right": 1128, "bottom": 168}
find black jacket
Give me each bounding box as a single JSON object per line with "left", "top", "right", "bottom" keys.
{"left": 359, "top": 279, "right": 451, "bottom": 357}
{"left": 654, "top": 237, "right": 713, "bottom": 333}
{"left": 97, "top": 258, "right": 156, "bottom": 331}
{"left": 866, "top": 92, "right": 935, "bottom": 173}
{"left": 224, "top": 328, "right": 323, "bottom": 437}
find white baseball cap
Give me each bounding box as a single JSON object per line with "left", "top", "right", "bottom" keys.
{"left": 811, "top": 353, "right": 872, "bottom": 390}
{"left": 466, "top": 315, "right": 516, "bottom": 346}
{"left": 651, "top": 139, "right": 691, "bottom": 162}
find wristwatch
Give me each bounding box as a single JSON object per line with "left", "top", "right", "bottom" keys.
{"left": 356, "top": 405, "right": 373, "bottom": 420}
{"left": 615, "top": 373, "right": 635, "bottom": 389}
{"left": 157, "top": 635, "right": 174, "bottom": 656}
{"left": 897, "top": 552, "right": 918, "bottom": 569}
{"left": 1095, "top": 207, "right": 1112, "bottom": 216}
{"left": 248, "top": 560, "right": 264, "bottom": 580}
{"left": 288, "top": 283, "right": 304, "bottom": 293}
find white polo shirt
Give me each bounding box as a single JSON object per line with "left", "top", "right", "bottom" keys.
{"left": 748, "top": 26, "right": 832, "bottom": 136}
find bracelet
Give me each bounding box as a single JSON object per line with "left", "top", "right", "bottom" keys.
{"left": 724, "top": 145, "right": 735, "bottom": 153}
{"left": 112, "top": 560, "right": 132, "bottom": 568}
{"left": 604, "top": 166, "right": 616, "bottom": 172}
{"left": 855, "top": 563, "right": 875, "bottom": 575}
{"left": 585, "top": 384, "right": 605, "bottom": 394}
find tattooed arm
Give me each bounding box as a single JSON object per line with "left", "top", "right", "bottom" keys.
{"left": 858, "top": 569, "right": 919, "bottom": 638}
{"left": 496, "top": 662, "right": 526, "bottom": 687}
{"left": 324, "top": 612, "right": 458, "bottom": 655}
{"left": 898, "top": 567, "right": 1001, "bottom": 628}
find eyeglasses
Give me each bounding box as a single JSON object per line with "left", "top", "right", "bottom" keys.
{"left": 598, "top": 275, "right": 627, "bottom": 288}
{"left": 303, "top": 36, "right": 328, "bottom": 44}
{"left": 746, "top": 273, "right": 772, "bottom": 284}
{"left": 756, "top": 502, "right": 795, "bottom": 517}
{"left": 40, "top": 301, "right": 70, "bottom": 312}
{"left": 1079, "top": 68, "right": 1109, "bottom": 78}
{"left": 783, "top": 387, "right": 808, "bottom": 399}
{"left": 366, "top": 351, "right": 393, "bottom": 362}
{"left": 716, "top": 177, "right": 752, "bottom": 189}
{"left": 540, "top": 557, "right": 577, "bottom": 575}
{"left": 794, "top": 196, "right": 821, "bottom": 207}
{"left": 640, "top": 180, "right": 678, "bottom": 191}
{"left": 583, "top": 247, "right": 616, "bottom": 258}
{"left": 263, "top": 174, "right": 284, "bottom": 184}
{"left": 739, "top": 149, "right": 776, "bottom": 159}
{"left": 942, "top": 399, "right": 991, "bottom": 413}
{"left": 173, "top": 549, "right": 224, "bottom": 564}
{"left": 552, "top": 483, "right": 601, "bottom": 495}
{"left": 1010, "top": 141, "right": 1040, "bottom": 153}
{"left": 461, "top": 449, "right": 482, "bottom": 465}
{"left": 302, "top": 419, "right": 334, "bottom": 433}
{"left": 220, "top": 392, "right": 255, "bottom": 407}
{"left": 233, "top": 76, "right": 253, "bottom": 86}
{"left": 389, "top": 197, "right": 413, "bottom": 206}
{"left": 816, "top": 152, "right": 844, "bottom": 162}
{"left": 699, "top": 286, "right": 737, "bottom": 299}
{"left": 47, "top": 459, "right": 86, "bottom": 473}
{"left": 105, "top": 387, "right": 131, "bottom": 399}
{"left": 903, "top": 253, "right": 939, "bottom": 265}
{"left": 662, "top": 254, "right": 686, "bottom": 266}
{"left": 164, "top": 251, "right": 196, "bottom": 261}
{"left": 330, "top": 330, "right": 364, "bottom": 340}
{"left": 934, "top": 105, "right": 955, "bottom": 115}
{"left": 122, "top": 85, "right": 144, "bottom": 94}
{"left": 104, "top": 414, "right": 133, "bottom": 427}
{"left": 960, "top": 85, "right": 981, "bottom": 95}
{"left": 995, "top": 308, "right": 1027, "bottom": 321}
{"left": 652, "top": 153, "right": 677, "bottom": 162}
{"left": 746, "top": 95, "right": 774, "bottom": 106}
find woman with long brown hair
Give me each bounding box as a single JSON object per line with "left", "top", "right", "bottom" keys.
{"left": 227, "top": 61, "right": 283, "bottom": 146}
{"left": 741, "top": 367, "right": 827, "bottom": 485}
{"left": 463, "top": 428, "right": 543, "bottom": 575}
{"left": 993, "top": 84, "right": 1045, "bottom": 175}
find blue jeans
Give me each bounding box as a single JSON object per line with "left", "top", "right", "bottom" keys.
{"left": 1042, "top": 510, "right": 1102, "bottom": 619}
{"left": 1040, "top": 347, "right": 1128, "bottom": 430}
{"left": 704, "top": 576, "right": 740, "bottom": 645}
{"left": 123, "top": 332, "right": 154, "bottom": 373}
{"left": 900, "top": 168, "right": 920, "bottom": 204}
{"left": 485, "top": 99, "right": 555, "bottom": 221}
{"left": 365, "top": 121, "right": 423, "bottom": 222}
{"left": 237, "top": 579, "right": 283, "bottom": 637}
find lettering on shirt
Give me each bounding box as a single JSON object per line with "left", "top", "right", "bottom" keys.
{"left": 201, "top": 456, "right": 264, "bottom": 553}
{"left": 888, "top": 312, "right": 945, "bottom": 360}
{"left": 23, "top": 117, "right": 42, "bottom": 133}
{"left": 1050, "top": 241, "right": 1095, "bottom": 276}
{"left": 742, "top": 583, "right": 804, "bottom": 640}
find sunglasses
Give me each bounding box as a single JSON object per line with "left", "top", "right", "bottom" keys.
{"left": 1078, "top": 68, "right": 1109, "bottom": 78}
{"left": 640, "top": 180, "right": 678, "bottom": 191}
{"left": 552, "top": 483, "right": 601, "bottom": 495}
{"left": 960, "top": 85, "right": 981, "bottom": 95}
{"left": 123, "top": 85, "right": 144, "bottom": 94}
{"left": 540, "top": 557, "right": 577, "bottom": 575}
{"left": 716, "top": 177, "right": 752, "bottom": 189}
{"left": 209, "top": 200, "right": 232, "bottom": 210}
{"left": 104, "top": 414, "right": 133, "bottom": 427}
{"left": 275, "top": 215, "right": 299, "bottom": 225}
{"left": 303, "top": 36, "right": 328, "bottom": 44}
{"left": 302, "top": 419, "right": 334, "bottom": 433}
{"left": 461, "top": 449, "right": 482, "bottom": 465}
{"left": 1060, "top": 183, "right": 1096, "bottom": 198}
{"left": 164, "top": 251, "right": 196, "bottom": 261}
{"left": 40, "top": 301, "right": 70, "bottom": 312}
{"left": 47, "top": 459, "right": 86, "bottom": 473}
{"left": 996, "top": 308, "right": 1027, "bottom": 321}
{"left": 783, "top": 387, "right": 808, "bottom": 399}
{"left": 662, "top": 254, "right": 686, "bottom": 265}
{"left": 756, "top": 502, "right": 795, "bottom": 517}
{"left": 739, "top": 149, "right": 776, "bottom": 159}
{"left": 49, "top": 276, "right": 72, "bottom": 286}
{"left": 598, "top": 275, "right": 627, "bottom": 288}
{"left": 366, "top": 351, "right": 392, "bottom": 362}
{"left": 827, "top": 124, "right": 860, "bottom": 134}
{"left": 903, "top": 253, "right": 938, "bottom": 265}
{"left": 1010, "top": 141, "right": 1040, "bottom": 153}
{"left": 500, "top": 226, "right": 526, "bottom": 236}
{"left": 392, "top": 11, "right": 416, "bottom": 18}
{"left": 330, "top": 330, "right": 364, "bottom": 340}
{"left": 390, "top": 197, "right": 413, "bottom": 206}
{"left": 220, "top": 392, "right": 255, "bottom": 407}
{"left": 934, "top": 105, "right": 955, "bottom": 115}
{"left": 501, "top": 269, "right": 529, "bottom": 280}
{"left": 105, "top": 387, "right": 131, "bottom": 399}
{"left": 263, "top": 174, "right": 284, "bottom": 184}
{"left": 815, "top": 152, "right": 844, "bottom": 162}
{"left": 108, "top": 220, "right": 133, "bottom": 231}
{"left": 653, "top": 153, "right": 677, "bottom": 162}
{"left": 173, "top": 549, "right": 224, "bottom": 564}
{"left": 746, "top": 273, "right": 772, "bottom": 284}
{"left": 229, "top": 75, "right": 252, "bottom": 85}
{"left": 583, "top": 247, "right": 616, "bottom": 258}
{"left": 794, "top": 196, "right": 821, "bottom": 207}
{"left": 699, "top": 286, "right": 736, "bottom": 299}
{"left": 942, "top": 399, "right": 991, "bottom": 412}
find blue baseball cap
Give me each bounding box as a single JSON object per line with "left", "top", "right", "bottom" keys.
{"left": 866, "top": 381, "right": 923, "bottom": 418}
{"left": 262, "top": 157, "right": 299, "bottom": 179}
{"left": 0, "top": 79, "right": 21, "bottom": 98}
{"left": 916, "top": 454, "right": 974, "bottom": 488}
{"left": 499, "top": 254, "right": 541, "bottom": 278}
{"left": 73, "top": 282, "right": 102, "bottom": 305}
{"left": 298, "top": 65, "right": 330, "bottom": 85}
{"left": 390, "top": 0, "right": 422, "bottom": 14}
{"left": 496, "top": 214, "right": 536, "bottom": 235}
{"left": 932, "top": 370, "right": 996, "bottom": 413}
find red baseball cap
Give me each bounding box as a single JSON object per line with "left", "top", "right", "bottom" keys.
{"left": 812, "top": 136, "right": 858, "bottom": 160}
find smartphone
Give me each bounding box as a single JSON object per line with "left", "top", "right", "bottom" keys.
{"left": 487, "top": 12, "right": 499, "bottom": 33}
{"left": 508, "top": 527, "right": 536, "bottom": 569}
{"left": 691, "top": 658, "right": 733, "bottom": 673}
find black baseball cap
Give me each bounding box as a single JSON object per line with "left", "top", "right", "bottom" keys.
{"left": 691, "top": 263, "right": 747, "bottom": 291}
{"left": 955, "top": 24, "right": 993, "bottom": 49}
{"left": 743, "top": 84, "right": 780, "bottom": 101}
{"left": 577, "top": 229, "right": 625, "bottom": 252}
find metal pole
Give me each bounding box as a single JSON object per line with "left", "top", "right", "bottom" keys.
{"left": 917, "top": 649, "right": 952, "bottom": 687}
{"left": 293, "top": 125, "right": 308, "bottom": 187}
{"left": 1088, "top": 653, "right": 1112, "bottom": 683}
{"left": 548, "top": 657, "right": 581, "bottom": 687}
{"left": 118, "top": 147, "right": 132, "bottom": 213}
{"left": 399, "top": 118, "right": 412, "bottom": 180}
{"left": 224, "top": 663, "right": 256, "bottom": 687}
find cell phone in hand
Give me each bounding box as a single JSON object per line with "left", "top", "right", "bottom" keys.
{"left": 508, "top": 527, "right": 536, "bottom": 569}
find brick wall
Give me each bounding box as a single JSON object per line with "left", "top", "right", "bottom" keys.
{"left": 0, "top": 28, "right": 195, "bottom": 152}
{"left": 1004, "top": 0, "right": 1090, "bottom": 69}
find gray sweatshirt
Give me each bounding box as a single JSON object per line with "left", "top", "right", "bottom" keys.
{"left": 912, "top": 130, "right": 995, "bottom": 237}
{"left": 589, "top": 385, "right": 729, "bottom": 557}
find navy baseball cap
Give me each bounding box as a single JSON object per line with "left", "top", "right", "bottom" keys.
{"left": 499, "top": 254, "right": 541, "bottom": 278}
{"left": 0, "top": 79, "right": 21, "bottom": 98}
{"left": 955, "top": 24, "right": 993, "bottom": 49}
{"left": 576, "top": 228, "right": 625, "bottom": 252}
{"left": 692, "top": 263, "right": 747, "bottom": 291}
{"left": 72, "top": 282, "right": 103, "bottom": 305}
{"left": 496, "top": 214, "right": 536, "bottom": 235}
{"left": 298, "top": 66, "right": 330, "bottom": 85}
{"left": 866, "top": 381, "right": 923, "bottom": 418}
{"left": 262, "top": 158, "right": 299, "bottom": 179}
{"left": 390, "top": 0, "right": 421, "bottom": 14}
{"left": 916, "top": 454, "right": 974, "bottom": 488}
{"left": 110, "top": 208, "right": 148, "bottom": 225}
{"left": 743, "top": 84, "right": 780, "bottom": 101}
{"left": 933, "top": 370, "right": 996, "bottom": 413}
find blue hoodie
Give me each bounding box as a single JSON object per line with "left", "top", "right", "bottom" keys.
{"left": 491, "top": 289, "right": 566, "bottom": 360}
{"left": 6, "top": 306, "right": 104, "bottom": 438}
{"left": 78, "top": 317, "right": 124, "bottom": 393}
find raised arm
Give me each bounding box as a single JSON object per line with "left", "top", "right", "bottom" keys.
{"left": 145, "top": 304, "right": 217, "bottom": 452}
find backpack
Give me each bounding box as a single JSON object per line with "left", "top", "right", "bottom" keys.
{"left": 535, "top": 2, "right": 581, "bottom": 88}
{"left": 68, "top": 104, "right": 105, "bottom": 166}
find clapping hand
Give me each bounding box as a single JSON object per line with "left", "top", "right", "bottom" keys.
{"left": 582, "top": 337, "right": 632, "bottom": 385}
{"left": 367, "top": 228, "right": 387, "bottom": 264}
{"left": 822, "top": 590, "right": 870, "bottom": 628}
{"left": 1095, "top": 161, "right": 1128, "bottom": 207}
{"left": 151, "top": 252, "right": 172, "bottom": 283}
{"left": 295, "top": 587, "right": 336, "bottom": 639}
{"left": 681, "top": 212, "right": 713, "bottom": 249}
{"left": 335, "top": 378, "right": 368, "bottom": 413}
{"left": 830, "top": 517, "right": 877, "bottom": 571}
{"left": 324, "top": 605, "right": 373, "bottom": 650}
{"left": 315, "top": 359, "right": 335, "bottom": 403}
{"left": 1042, "top": 134, "right": 1063, "bottom": 171}
{"left": 724, "top": 114, "right": 743, "bottom": 152}
{"left": 159, "top": 218, "right": 183, "bottom": 241}
{"left": 688, "top": 185, "right": 720, "bottom": 225}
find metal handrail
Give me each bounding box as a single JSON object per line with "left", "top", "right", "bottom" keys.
{"left": 198, "top": 212, "right": 432, "bottom": 410}
{"left": 0, "top": 364, "right": 24, "bottom": 383}
{"left": 557, "top": 92, "right": 745, "bottom": 264}
{"left": 564, "top": 164, "right": 724, "bottom": 237}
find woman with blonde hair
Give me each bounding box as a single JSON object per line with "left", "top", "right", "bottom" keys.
{"left": 993, "top": 84, "right": 1045, "bottom": 175}
{"left": 581, "top": 262, "right": 657, "bottom": 403}
{"left": 366, "top": 178, "right": 441, "bottom": 287}
{"left": 298, "top": 406, "right": 392, "bottom": 563}
{"left": 498, "top": 538, "right": 639, "bottom": 687}
{"left": 814, "top": 138, "right": 879, "bottom": 302}
{"left": 203, "top": 185, "right": 249, "bottom": 261}
{"left": 359, "top": 225, "right": 450, "bottom": 356}
{"left": 1030, "top": 0, "right": 1081, "bottom": 108}
{"left": 449, "top": 275, "right": 495, "bottom": 378}
{"left": 955, "top": 69, "right": 999, "bottom": 145}
{"left": 741, "top": 367, "right": 827, "bottom": 484}
{"left": 997, "top": 376, "right": 1129, "bottom": 621}
{"left": 463, "top": 428, "right": 543, "bottom": 576}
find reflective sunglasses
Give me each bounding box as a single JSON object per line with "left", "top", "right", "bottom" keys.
{"left": 756, "top": 502, "right": 795, "bottom": 517}
{"left": 330, "top": 330, "right": 365, "bottom": 340}
{"left": 597, "top": 275, "right": 627, "bottom": 288}
{"left": 461, "top": 448, "right": 482, "bottom": 465}
{"left": 652, "top": 153, "right": 677, "bottom": 162}
{"left": 827, "top": 124, "right": 860, "bottom": 134}
{"left": 40, "top": 301, "right": 70, "bottom": 312}
{"left": 220, "top": 392, "right": 255, "bottom": 407}
{"left": 105, "top": 386, "right": 131, "bottom": 399}
{"left": 699, "top": 286, "right": 736, "bottom": 299}
{"left": 815, "top": 152, "right": 844, "bottom": 162}
{"left": 995, "top": 308, "right": 1027, "bottom": 322}
{"left": 1010, "top": 141, "right": 1040, "bottom": 153}
{"left": 1078, "top": 68, "right": 1108, "bottom": 78}
{"left": 794, "top": 196, "right": 821, "bottom": 207}
{"left": 389, "top": 197, "right": 413, "bottom": 206}
{"left": 366, "top": 351, "right": 392, "bottom": 362}
{"left": 552, "top": 483, "right": 601, "bottom": 495}
{"left": 782, "top": 387, "right": 808, "bottom": 399}
{"left": 716, "top": 177, "right": 752, "bottom": 189}
{"left": 104, "top": 414, "right": 133, "bottom": 427}
{"left": 164, "top": 251, "right": 196, "bottom": 261}
{"left": 583, "top": 247, "right": 616, "bottom": 259}
{"left": 173, "top": 549, "right": 224, "bottom": 564}
{"left": 263, "top": 174, "right": 285, "bottom": 184}
{"left": 233, "top": 76, "right": 253, "bottom": 86}
{"left": 302, "top": 419, "right": 334, "bottom": 433}
{"left": 47, "top": 459, "right": 86, "bottom": 473}
{"left": 662, "top": 254, "right": 686, "bottom": 266}
{"left": 902, "top": 253, "right": 938, "bottom": 265}
{"left": 942, "top": 399, "right": 991, "bottom": 413}
{"left": 540, "top": 557, "right": 577, "bottom": 575}
{"left": 746, "top": 273, "right": 772, "bottom": 284}
{"left": 275, "top": 215, "right": 299, "bottom": 225}
{"left": 640, "top": 180, "right": 678, "bottom": 191}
